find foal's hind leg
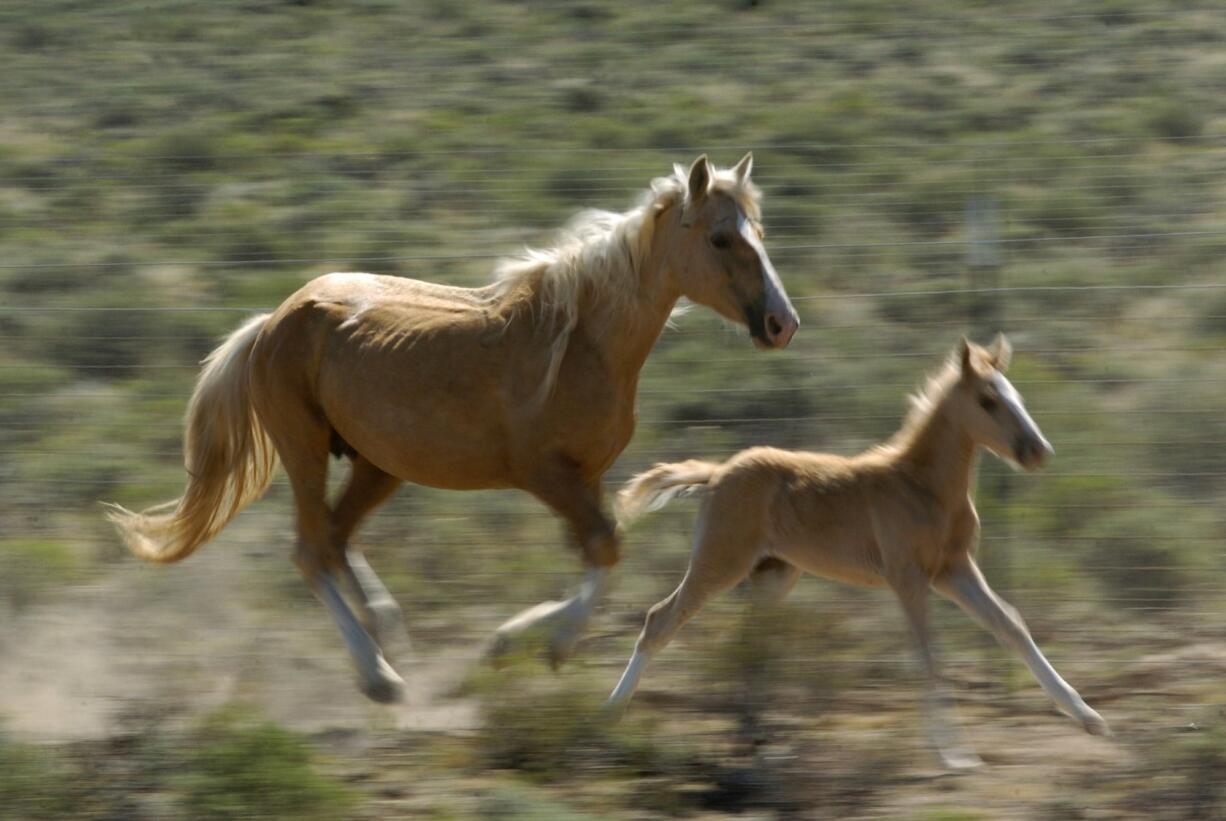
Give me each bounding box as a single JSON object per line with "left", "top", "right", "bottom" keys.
{"left": 740, "top": 558, "right": 803, "bottom": 733}
{"left": 934, "top": 558, "right": 1108, "bottom": 736}
{"left": 489, "top": 471, "right": 618, "bottom": 668}
{"left": 891, "top": 569, "right": 983, "bottom": 770}
{"left": 330, "top": 456, "right": 403, "bottom": 642}
{"left": 607, "top": 507, "right": 762, "bottom": 712}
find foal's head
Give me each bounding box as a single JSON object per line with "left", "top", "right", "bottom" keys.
{"left": 664, "top": 154, "right": 799, "bottom": 349}
{"left": 950, "top": 334, "right": 1053, "bottom": 470}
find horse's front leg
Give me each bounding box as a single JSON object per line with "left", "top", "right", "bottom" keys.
{"left": 488, "top": 469, "right": 618, "bottom": 668}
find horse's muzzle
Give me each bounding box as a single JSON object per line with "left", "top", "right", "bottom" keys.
{"left": 1015, "top": 435, "right": 1054, "bottom": 471}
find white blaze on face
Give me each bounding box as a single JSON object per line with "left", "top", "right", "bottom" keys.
{"left": 735, "top": 208, "right": 794, "bottom": 330}
{"left": 991, "top": 371, "right": 1046, "bottom": 446}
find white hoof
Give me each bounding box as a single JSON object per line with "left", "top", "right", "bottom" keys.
{"left": 1079, "top": 708, "right": 1111, "bottom": 737}
{"left": 360, "top": 656, "right": 406, "bottom": 704}
{"left": 487, "top": 597, "right": 591, "bottom": 669}
{"left": 940, "top": 746, "right": 984, "bottom": 770}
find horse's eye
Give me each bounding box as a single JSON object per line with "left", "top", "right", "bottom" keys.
{"left": 710, "top": 233, "right": 732, "bottom": 250}
{"left": 979, "top": 395, "right": 998, "bottom": 413}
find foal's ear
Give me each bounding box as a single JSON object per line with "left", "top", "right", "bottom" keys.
{"left": 686, "top": 154, "right": 712, "bottom": 203}
{"left": 958, "top": 336, "right": 975, "bottom": 377}
{"left": 733, "top": 151, "right": 754, "bottom": 182}
{"left": 990, "top": 332, "right": 1012, "bottom": 372}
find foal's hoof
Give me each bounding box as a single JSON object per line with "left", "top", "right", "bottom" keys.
{"left": 1080, "top": 709, "right": 1111, "bottom": 737}
{"left": 599, "top": 698, "right": 629, "bottom": 723}
{"left": 361, "top": 658, "right": 407, "bottom": 704}
{"left": 939, "top": 747, "right": 984, "bottom": 771}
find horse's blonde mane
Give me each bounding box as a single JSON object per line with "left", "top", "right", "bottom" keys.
{"left": 492, "top": 162, "right": 762, "bottom": 405}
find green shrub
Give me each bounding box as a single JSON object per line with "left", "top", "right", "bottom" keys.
{"left": 178, "top": 707, "right": 355, "bottom": 821}
{"left": 0, "top": 735, "right": 75, "bottom": 819}
{"left": 0, "top": 539, "right": 84, "bottom": 611}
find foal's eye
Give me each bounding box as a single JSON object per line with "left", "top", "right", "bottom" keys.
{"left": 710, "top": 233, "right": 733, "bottom": 250}
{"left": 979, "top": 395, "right": 998, "bottom": 413}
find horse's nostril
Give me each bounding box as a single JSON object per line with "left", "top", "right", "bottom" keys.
{"left": 766, "top": 314, "right": 784, "bottom": 338}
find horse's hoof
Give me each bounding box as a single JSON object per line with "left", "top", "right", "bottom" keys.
{"left": 599, "top": 698, "right": 628, "bottom": 722}
{"left": 487, "top": 597, "right": 589, "bottom": 669}
{"left": 483, "top": 633, "right": 514, "bottom": 668}
{"left": 1081, "top": 710, "right": 1111, "bottom": 737}
{"left": 361, "top": 659, "right": 406, "bottom": 704}
{"left": 546, "top": 633, "right": 581, "bottom": 670}
{"left": 940, "top": 747, "right": 984, "bottom": 771}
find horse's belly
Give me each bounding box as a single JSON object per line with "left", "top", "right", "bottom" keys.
{"left": 782, "top": 532, "right": 886, "bottom": 588}
{"left": 325, "top": 398, "right": 514, "bottom": 489}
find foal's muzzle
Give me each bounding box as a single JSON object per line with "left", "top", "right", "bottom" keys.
{"left": 1014, "top": 435, "right": 1054, "bottom": 471}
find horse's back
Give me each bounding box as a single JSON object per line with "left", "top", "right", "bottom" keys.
{"left": 248, "top": 272, "right": 519, "bottom": 488}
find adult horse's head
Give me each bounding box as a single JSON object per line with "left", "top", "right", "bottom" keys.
{"left": 664, "top": 154, "right": 799, "bottom": 349}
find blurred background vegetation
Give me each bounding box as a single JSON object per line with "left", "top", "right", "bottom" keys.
{"left": 4, "top": 0, "right": 1226, "bottom": 818}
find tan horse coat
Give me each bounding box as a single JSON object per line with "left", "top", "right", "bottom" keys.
{"left": 610, "top": 337, "right": 1107, "bottom": 769}
{"left": 108, "top": 154, "right": 800, "bottom": 701}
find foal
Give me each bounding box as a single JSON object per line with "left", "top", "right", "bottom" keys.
{"left": 608, "top": 335, "right": 1107, "bottom": 768}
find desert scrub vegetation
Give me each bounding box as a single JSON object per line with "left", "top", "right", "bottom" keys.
{"left": 177, "top": 706, "right": 355, "bottom": 821}
{"left": 0, "top": 708, "right": 354, "bottom": 821}
{"left": 5, "top": 0, "right": 1226, "bottom": 816}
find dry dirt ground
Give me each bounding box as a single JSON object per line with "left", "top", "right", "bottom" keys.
{"left": 3, "top": 534, "right": 1225, "bottom": 820}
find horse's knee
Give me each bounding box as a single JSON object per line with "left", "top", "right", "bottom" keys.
{"left": 582, "top": 524, "right": 622, "bottom": 568}
{"left": 637, "top": 597, "right": 679, "bottom": 655}
{"left": 293, "top": 539, "right": 340, "bottom": 582}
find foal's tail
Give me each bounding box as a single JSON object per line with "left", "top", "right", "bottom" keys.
{"left": 617, "top": 460, "right": 721, "bottom": 525}
{"left": 105, "top": 314, "right": 277, "bottom": 563}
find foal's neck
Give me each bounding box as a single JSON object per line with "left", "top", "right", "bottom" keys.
{"left": 896, "top": 399, "right": 979, "bottom": 506}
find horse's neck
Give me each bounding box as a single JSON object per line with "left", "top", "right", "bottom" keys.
{"left": 574, "top": 227, "right": 680, "bottom": 388}
{"left": 897, "top": 403, "right": 978, "bottom": 506}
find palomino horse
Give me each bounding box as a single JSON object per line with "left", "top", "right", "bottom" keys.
{"left": 107, "top": 154, "right": 799, "bottom": 703}
{"left": 608, "top": 335, "right": 1107, "bottom": 769}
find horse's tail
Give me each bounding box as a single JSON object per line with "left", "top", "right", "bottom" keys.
{"left": 617, "top": 460, "right": 721, "bottom": 526}
{"left": 105, "top": 313, "right": 277, "bottom": 563}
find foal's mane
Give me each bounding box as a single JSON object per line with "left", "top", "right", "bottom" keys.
{"left": 882, "top": 356, "right": 963, "bottom": 453}
{"left": 491, "top": 163, "right": 762, "bottom": 403}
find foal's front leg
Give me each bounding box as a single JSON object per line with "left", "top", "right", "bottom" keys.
{"left": 933, "top": 558, "right": 1109, "bottom": 736}
{"left": 488, "top": 471, "right": 617, "bottom": 668}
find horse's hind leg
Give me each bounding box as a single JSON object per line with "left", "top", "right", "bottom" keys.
{"left": 265, "top": 409, "right": 405, "bottom": 703}
{"left": 330, "top": 456, "right": 403, "bottom": 642}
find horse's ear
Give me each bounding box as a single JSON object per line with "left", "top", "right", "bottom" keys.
{"left": 958, "top": 336, "right": 975, "bottom": 377}
{"left": 990, "top": 332, "right": 1012, "bottom": 372}
{"left": 687, "top": 154, "right": 712, "bottom": 203}
{"left": 733, "top": 151, "right": 753, "bottom": 182}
